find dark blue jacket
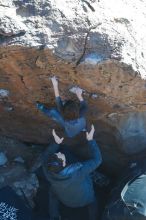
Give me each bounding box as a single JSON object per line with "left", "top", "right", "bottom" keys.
{"left": 34, "top": 140, "right": 102, "bottom": 208}
{"left": 37, "top": 97, "right": 87, "bottom": 137}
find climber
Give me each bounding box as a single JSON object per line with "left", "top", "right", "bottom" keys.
{"left": 31, "top": 125, "right": 102, "bottom": 220}
{"left": 36, "top": 76, "right": 87, "bottom": 138}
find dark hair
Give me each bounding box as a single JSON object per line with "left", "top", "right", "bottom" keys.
{"left": 62, "top": 100, "right": 79, "bottom": 120}
{"left": 47, "top": 154, "right": 64, "bottom": 173}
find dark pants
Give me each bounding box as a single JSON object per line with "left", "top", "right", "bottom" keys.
{"left": 49, "top": 189, "right": 60, "bottom": 219}
{"left": 87, "top": 199, "right": 98, "bottom": 220}
{"left": 49, "top": 190, "right": 98, "bottom": 220}
{"left": 62, "top": 199, "right": 98, "bottom": 220}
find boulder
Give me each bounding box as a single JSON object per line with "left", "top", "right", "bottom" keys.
{"left": 0, "top": 0, "right": 146, "bottom": 174}
{"left": 0, "top": 152, "right": 8, "bottom": 166}
{"left": 102, "top": 161, "right": 146, "bottom": 220}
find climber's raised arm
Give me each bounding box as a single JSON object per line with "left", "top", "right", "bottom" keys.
{"left": 51, "top": 76, "right": 60, "bottom": 98}
{"left": 74, "top": 87, "right": 88, "bottom": 117}
{"left": 51, "top": 76, "right": 63, "bottom": 112}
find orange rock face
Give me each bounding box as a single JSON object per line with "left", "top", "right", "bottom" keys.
{"left": 0, "top": 46, "right": 146, "bottom": 160}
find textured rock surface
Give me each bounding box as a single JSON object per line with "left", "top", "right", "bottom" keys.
{"left": 0, "top": 0, "right": 146, "bottom": 175}
{"left": 0, "top": 152, "right": 8, "bottom": 166}
{"left": 0, "top": 47, "right": 146, "bottom": 155}
{"left": 0, "top": 136, "right": 40, "bottom": 204}
{"left": 0, "top": 164, "right": 39, "bottom": 205}
{"left": 12, "top": 173, "right": 39, "bottom": 207}
{"left": 0, "top": 0, "right": 146, "bottom": 76}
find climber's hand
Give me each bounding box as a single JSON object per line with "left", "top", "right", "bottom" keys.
{"left": 51, "top": 76, "right": 58, "bottom": 88}
{"left": 52, "top": 129, "right": 64, "bottom": 144}
{"left": 51, "top": 76, "right": 60, "bottom": 97}
{"left": 86, "top": 124, "right": 95, "bottom": 141}
{"left": 75, "top": 87, "right": 83, "bottom": 101}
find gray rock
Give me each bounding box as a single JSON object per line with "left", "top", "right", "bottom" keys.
{"left": 14, "top": 156, "right": 25, "bottom": 164}
{"left": 0, "top": 164, "right": 27, "bottom": 188}
{"left": 0, "top": 152, "right": 8, "bottom": 166}
{"left": 0, "top": 0, "right": 146, "bottom": 77}
{"left": 0, "top": 176, "right": 5, "bottom": 184}
{"left": 0, "top": 162, "right": 39, "bottom": 207}
{"left": 4, "top": 106, "right": 13, "bottom": 111}
{"left": 108, "top": 112, "right": 146, "bottom": 154}
{"left": 0, "top": 89, "right": 9, "bottom": 98}
{"left": 12, "top": 173, "right": 39, "bottom": 207}
{"left": 91, "top": 93, "right": 98, "bottom": 99}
